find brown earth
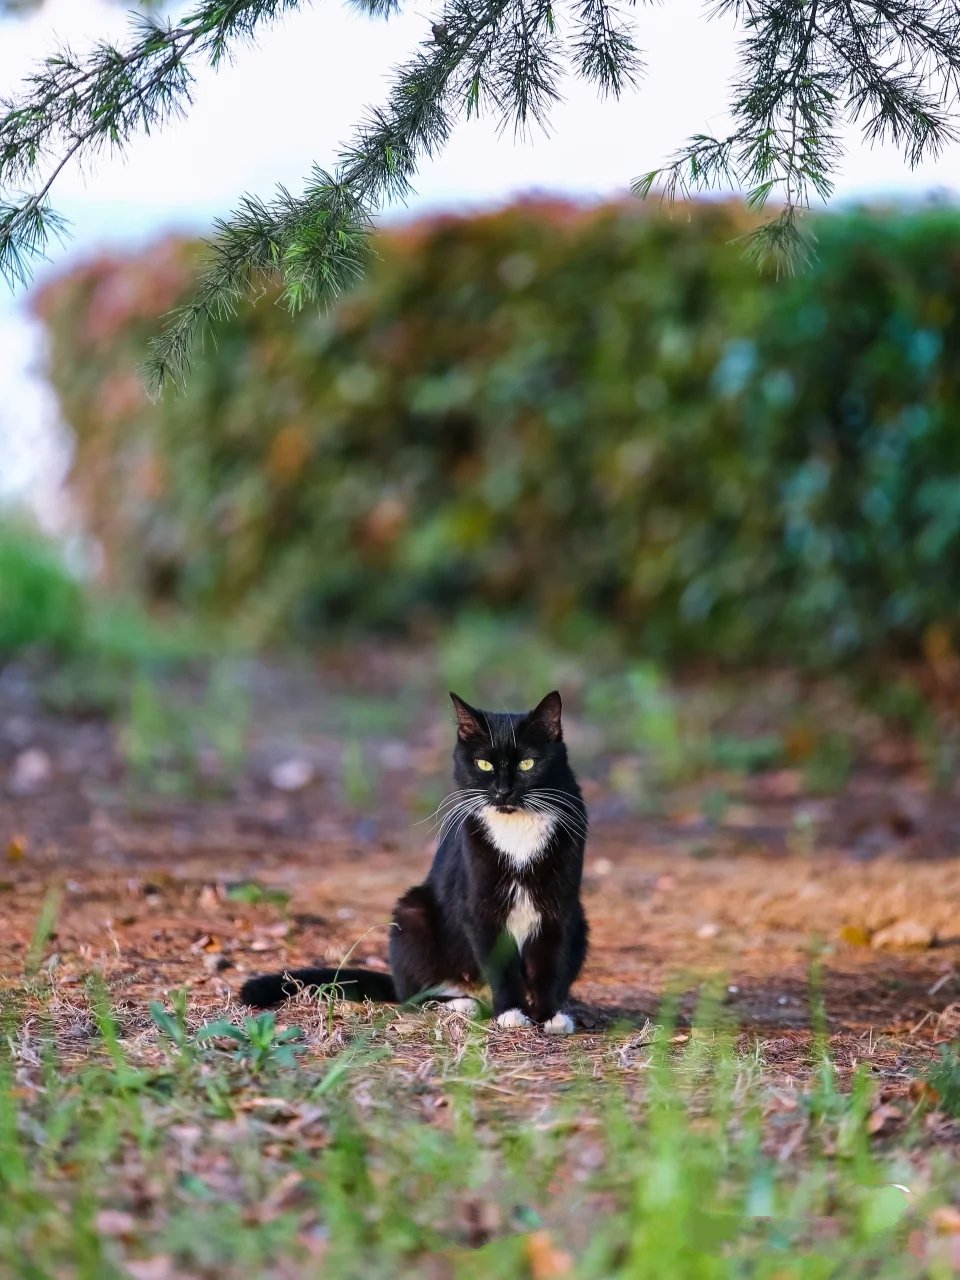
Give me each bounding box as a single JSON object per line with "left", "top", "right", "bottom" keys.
{"left": 1, "top": 654, "right": 958, "bottom": 1127}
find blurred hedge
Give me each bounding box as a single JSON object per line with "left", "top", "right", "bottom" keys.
{"left": 34, "top": 199, "right": 960, "bottom": 663}
{"left": 0, "top": 522, "right": 85, "bottom": 657}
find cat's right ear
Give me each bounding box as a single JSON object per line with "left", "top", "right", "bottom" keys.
{"left": 449, "top": 692, "right": 485, "bottom": 741}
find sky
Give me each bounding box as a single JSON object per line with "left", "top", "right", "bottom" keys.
{"left": 1, "top": 0, "right": 958, "bottom": 517}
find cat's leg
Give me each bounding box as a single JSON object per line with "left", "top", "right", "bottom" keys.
{"left": 389, "top": 885, "right": 478, "bottom": 1015}
{"left": 522, "top": 910, "right": 587, "bottom": 1034}
{"left": 521, "top": 923, "right": 565, "bottom": 1027}
{"left": 467, "top": 925, "right": 530, "bottom": 1027}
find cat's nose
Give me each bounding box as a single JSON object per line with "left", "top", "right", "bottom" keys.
{"left": 494, "top": 784, "right": 511, "bottom": 800}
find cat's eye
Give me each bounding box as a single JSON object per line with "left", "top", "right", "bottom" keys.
{"left": 476, "top": 758, "right": 494, "bottom": 772}
{"left": 518, "top": 758, "right": 535, "bottom": 771}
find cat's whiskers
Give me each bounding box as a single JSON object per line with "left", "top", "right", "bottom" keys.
{"left": 525, "top": 794, "right": 588, "bottom": 842}
{"left": 449, "top": 804, "right": 480, "bottom": 844}
{"left": 529, "top": 809, "right": 585, "bottom": 845}
{"left": 435, "top": 800, "right": 477, "bottom": 838}
{"left": 434, "top": 792, "right": 486, "bottom": 843}
{"left": 529, "top": 789, "right": 589, "bottom": 826}
{"left": 540, "top": 800, "right": 588, "bottom": 832}
{"left": 416, "top": 788, "right": 485, "bottom": 831}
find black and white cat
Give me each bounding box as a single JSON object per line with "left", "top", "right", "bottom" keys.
{"left": 241, "top": 690, "right": 589, "bottom": 1034}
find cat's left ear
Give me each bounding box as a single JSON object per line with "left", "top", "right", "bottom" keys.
{"left": 527, "top": 690, "right": 563, "bottom": 741}
{"left": 449, "top": 692, "right": 486, "bottom": 741}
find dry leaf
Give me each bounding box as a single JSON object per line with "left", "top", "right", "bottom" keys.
{"left": 932, "top": 1206, "right": 960, "bottom": 1235}
{"left": 871, "top": 920, "right": 935, "bottom": 951}
{"left": 259, "top": 1171, "right": 306, "bottom": 1220}
{"left": 190, "top": 934, "right": 222, "bottom": 954}
{"left": 908, "top": 1080, "right": 940, "bottom": 1106}
{"left": 526, "top": 1230, "right": 574, "bottom": 1279}
{"left": 6, "top": 835, "right": 27, "bottom": 863}
{"left": 256, "top": 922, "right": 290, "bottom": 939}
{"left": 867, "top": 1104, "right": 901, "bottom": 1135}
{"left": 840, "top": 924, "right": 871, "bottom": 947}
{"left": 95, "top": 1209, "right": 138, "bottom": 1238}
{"left": 238, "top": 1097, "right": 300, "bottom": 1116}
{"left": 125, "top": 1258, "right": 177, "bottom": 1280}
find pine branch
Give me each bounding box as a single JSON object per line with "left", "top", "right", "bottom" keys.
{"left": 148, "top": 0, "right": 577, "bottom": 388}
{"left": 0, "top": 2, "right": 309, "bottom": 285}
{"left": 570, "top": 0, "right": 643, "bottom": 97}
{"left": 634, "top": 0, "right": 960, "bottom": 271}
{"left": 6, "top": 0, "right": 960, "bottom": 382}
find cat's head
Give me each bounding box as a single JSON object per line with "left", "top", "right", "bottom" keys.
{"left": 449, "top": 690, "right": 568, "bottom": 812}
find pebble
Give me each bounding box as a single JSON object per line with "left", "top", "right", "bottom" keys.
{"left": 269, "top": 757, "right": 314, "bottom": 792}
{"left": 9, "top": 747, "right": 53, "bottom": 794}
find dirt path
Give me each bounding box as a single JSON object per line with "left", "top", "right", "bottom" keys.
{"left": 4, "top": 828, "right": 958, "bottom": 1052}
{"left": 2, "top": 656, "right": 958, "bottom": 1100}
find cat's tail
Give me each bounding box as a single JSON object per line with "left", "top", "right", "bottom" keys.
{"left": 240, "top": 966, "right": 398, "bottom": 1008}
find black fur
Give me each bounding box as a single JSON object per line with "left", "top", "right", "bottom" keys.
{"left": 240, "top": 690, "right": 589, "bottom": 1027}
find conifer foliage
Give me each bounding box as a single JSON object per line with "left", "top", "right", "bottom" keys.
{"left": 2, "top": 0, "right": 960, "bottom": 387}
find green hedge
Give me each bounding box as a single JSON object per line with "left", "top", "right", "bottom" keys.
{"left": 34, "top": 199, "right": 960, "bottom": 663}
{"left": 0, "top": 522, "right": 86, "bottom": 657}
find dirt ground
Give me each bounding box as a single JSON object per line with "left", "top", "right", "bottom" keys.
{"left": 1, "top": 653, "right": 959, "bottom": 1121}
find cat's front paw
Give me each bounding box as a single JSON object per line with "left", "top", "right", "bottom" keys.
{"left": 445, "top": 997, "right": 480, "bottom": 1017}
{"left": 542, "top": 1011, "right": 575, "bottom": 1035}
{"left": 496, "top": 1008, "right": 532, "bottom": 1029}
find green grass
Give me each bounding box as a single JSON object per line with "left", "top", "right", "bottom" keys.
{"left": 0, "top": 520, "right": 222, "bottom": 670}
{"left": 2, "top": 980, "right": 956, "bottom": 1280}
{"left": 121, "top": 665, "right": 252, "bottom": 797}
{"left": 0, "top": 521, "right": 86, "bottom": 658}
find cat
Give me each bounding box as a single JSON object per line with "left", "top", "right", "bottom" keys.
{"left": 240, "top": 690, "right": 589, "bottom": 1034}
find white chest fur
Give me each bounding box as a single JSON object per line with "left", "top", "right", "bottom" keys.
{"left": 505, "top": 886, "right": 541, "bottom": 950}
{"left": 481, "top": 807, "right": 555, "bottom": 866}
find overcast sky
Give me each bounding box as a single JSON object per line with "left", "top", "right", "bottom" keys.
{"left": 1, "top": 0, "right": 958, "bottom": 513}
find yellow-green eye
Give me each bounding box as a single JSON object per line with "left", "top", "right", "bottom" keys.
{"left": 518, "top": 758, "right": 535, "bottom": 771}
{"left": 476, "top": 758, "right": 494, "bottom": 772}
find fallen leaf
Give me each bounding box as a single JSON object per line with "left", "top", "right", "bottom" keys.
{"left": 932, "top": 1206, "right": 960, "bottom": 1235}
{"left": 238, "top": 1097, "right": 300, "bottom": 1115}
{"left": 784, "top": 725, "right": 815, "bottom": 762}
{"left": 6, "top": 835, "right": 27, "bottom": 863}
{"left": 256, "top": 921, "right": 290, "bottom": 939}
{"left": 867, "top": 1104, "right": 901, "bottom": 1135}
{"left": 909, "top": 1080, "right": 940, "bottom": 1106}
{"left": 526, "top": 1230, "right": 574, "bottom": 1279}
{"left": 259, "top": 1171, "right": 306, "bottom": 1220}
{"left": 95, "top": 1209, "right": 138, "bottom": 1238}
{"left": 125, "top": 1258, "right": 176, "bottom": 1280}
{"left": 190, "top": 934, "right": 222, "bottom": 954}
{"left": 871, "top": 920, "right": 935, "bottom": 951}
{"left": 840, "top": 924, "right": 871, "bottom": 947}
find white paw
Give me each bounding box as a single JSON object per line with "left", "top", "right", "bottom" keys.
{"left": 496, "top": 1008, "right": 532, "bottom": 1029}
{"left": 542, "top": 1012, "right": 575, "bottom": 1036}
{"left": 445, "top": 997, "right": 480, "bottom": 1016}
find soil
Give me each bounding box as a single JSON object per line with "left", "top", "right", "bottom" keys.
{"left": 1, "top": 652, "right": 958, "bottom": 1112}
